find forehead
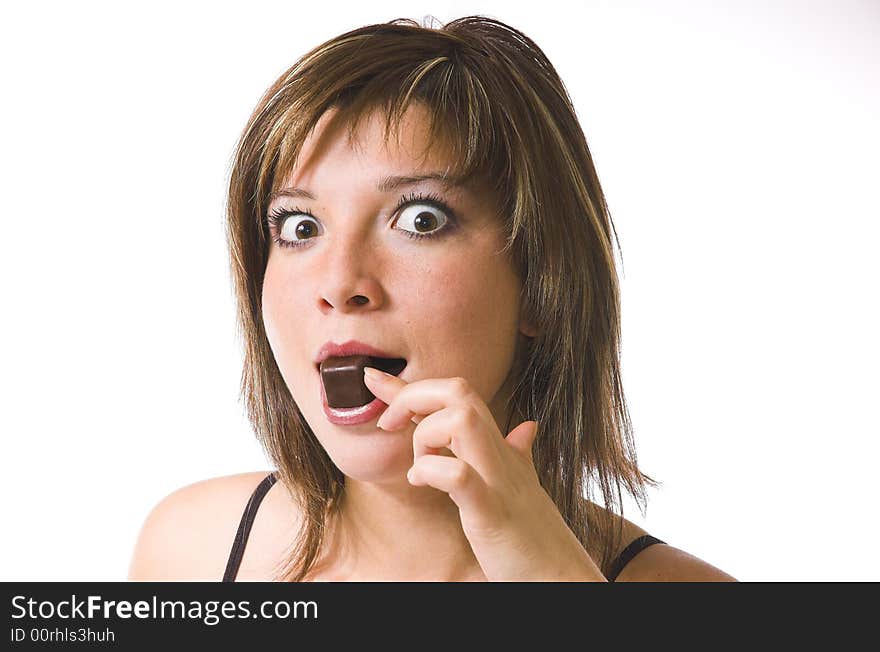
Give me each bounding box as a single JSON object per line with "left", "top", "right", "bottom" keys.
{"left": 276, "top": 103, "right": 457, "bottom": 190}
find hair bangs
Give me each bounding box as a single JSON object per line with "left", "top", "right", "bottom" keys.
{"left": 250, "top": 35, "right": 512, "bottom": 244}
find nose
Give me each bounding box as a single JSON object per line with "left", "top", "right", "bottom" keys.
{"left": 315, "top": 234, "right": 385, "bottom": 314}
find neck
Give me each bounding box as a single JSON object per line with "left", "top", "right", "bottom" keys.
{"left": 330, "top": 477, "right": 486, "bottom": 581}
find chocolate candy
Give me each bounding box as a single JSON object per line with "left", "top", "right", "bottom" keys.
{"left": 320, "top": 355, "right": 406, "bottom": 408}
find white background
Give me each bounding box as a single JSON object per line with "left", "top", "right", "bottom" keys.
{"left": 2, "top": 0, "right": 877, "bottom": 582}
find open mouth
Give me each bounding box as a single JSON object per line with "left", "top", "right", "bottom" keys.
{"left": 318, "top": 355, "right": 407, "bottom": 409}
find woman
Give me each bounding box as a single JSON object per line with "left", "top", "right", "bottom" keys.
{"left": 129, "top": 15, "right": 735, "bottom": 581}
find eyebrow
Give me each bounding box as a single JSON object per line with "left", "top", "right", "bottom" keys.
{"left": 268, "top": 172, "right": 465, "bottom": 203}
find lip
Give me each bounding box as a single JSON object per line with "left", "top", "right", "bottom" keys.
{"left": 319, "top": 377, "right": 389, "bottom": 426}
{"left": 315, "top": 339, "right": 407, "bottom": 426}
{"left": 314, "top": 339, "right": 404, "bottom": 368}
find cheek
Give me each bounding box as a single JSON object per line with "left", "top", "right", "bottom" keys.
{"left": 261, "top": 262, "right": 285, "bottom": 348}
{"left": 403, "top": 253, "right": 521, "bottom": 383}
{"left": 261, "top": 260, "right": 306, "bottom": 381}
{"left": 423, "top": 271, "right": 487, "bottom": 327}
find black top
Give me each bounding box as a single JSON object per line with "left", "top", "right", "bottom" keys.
{"left": 222, "top": 471, "right": 665, "bottom": 582}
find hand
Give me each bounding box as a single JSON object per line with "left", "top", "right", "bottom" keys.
{"left": 363, "top": 367, "right": 606, "bottom": 582}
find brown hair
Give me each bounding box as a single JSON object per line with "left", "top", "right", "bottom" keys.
{"left": 225, "top": 15, "right": 659, "bottom": 580}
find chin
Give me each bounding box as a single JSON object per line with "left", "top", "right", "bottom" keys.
{"left": 319, "top": 430, "right": 414, "bottom": 483}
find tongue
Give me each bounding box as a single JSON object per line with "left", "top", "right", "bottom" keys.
{"left": 320, "top": 355, "right": 406, "bottom": 408}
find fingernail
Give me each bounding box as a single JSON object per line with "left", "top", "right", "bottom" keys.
{"left": 376, "top": 411, "right": 391, "bottom": 430}
{"left": 364, "top": 366, "right": 390, "bottom": 381}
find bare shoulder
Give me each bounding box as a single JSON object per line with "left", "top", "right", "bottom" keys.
{"left": 127, "top": 471, "right": 276, "bottom": 581}
{"left": 615, "top": 542, "right": 737, "bottom": 582}
{"left": 586, "top": 501, "right": 737, "bottom": 582}
{"left": 611, "top": 513, "right": 737, "bottom": 582}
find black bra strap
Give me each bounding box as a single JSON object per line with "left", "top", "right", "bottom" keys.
{"left": 607, "top": 534, "right": 666, "bottom": 581}
{"left": 222, "top": 472, "right": 278, "bottom": 582}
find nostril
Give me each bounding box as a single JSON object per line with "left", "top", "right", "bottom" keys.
{"left": 350, "top": 295, "right": 368, "bottom": 306}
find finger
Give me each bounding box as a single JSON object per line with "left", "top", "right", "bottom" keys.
{"left": 363, "top": 367, "right": 424, "bottom": 424}
{"left": 363, "top": 366, "right": 405, "bottom": 401}
{"left": 504, "top": 420, "right": 539, "bottom": 462}
{"left": 368, "top": 375, "right": 489, "bottom": 432}
{"left": 411, "top": 405, "right": 501, "bottom": 479}
{"left": 407, "top": 455, "right": 493, "bottom": 518}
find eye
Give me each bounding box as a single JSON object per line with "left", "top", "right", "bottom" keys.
{"left": 266, "top": 208, "right": 322, "bottom": 248}
{"left": 280, "top": 215, "right": 321, "bottom": 241}
{"left": 394, "top": 203, "right": 449, "bottom": 237}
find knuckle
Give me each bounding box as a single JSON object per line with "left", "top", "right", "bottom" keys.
{"left": 451, "top": 405, "right": 478, "bottom": 430}
{"left": 449, "top": 376, "right": 472, "bottom": 398}
{"left": 450, "top": 462, "right": 470, "bottom": 487}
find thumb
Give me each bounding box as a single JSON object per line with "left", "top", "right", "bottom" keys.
{"left": 505, "top": 420, "right": 539, "bottom": 460}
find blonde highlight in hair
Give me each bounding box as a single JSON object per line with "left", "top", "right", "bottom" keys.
{"left": 225, "top": 15, "right": 659, "bottom": 581}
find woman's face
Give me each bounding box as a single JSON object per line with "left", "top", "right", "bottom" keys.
{"left": 261, "top": 103, "right": 534, "bottom": 483}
